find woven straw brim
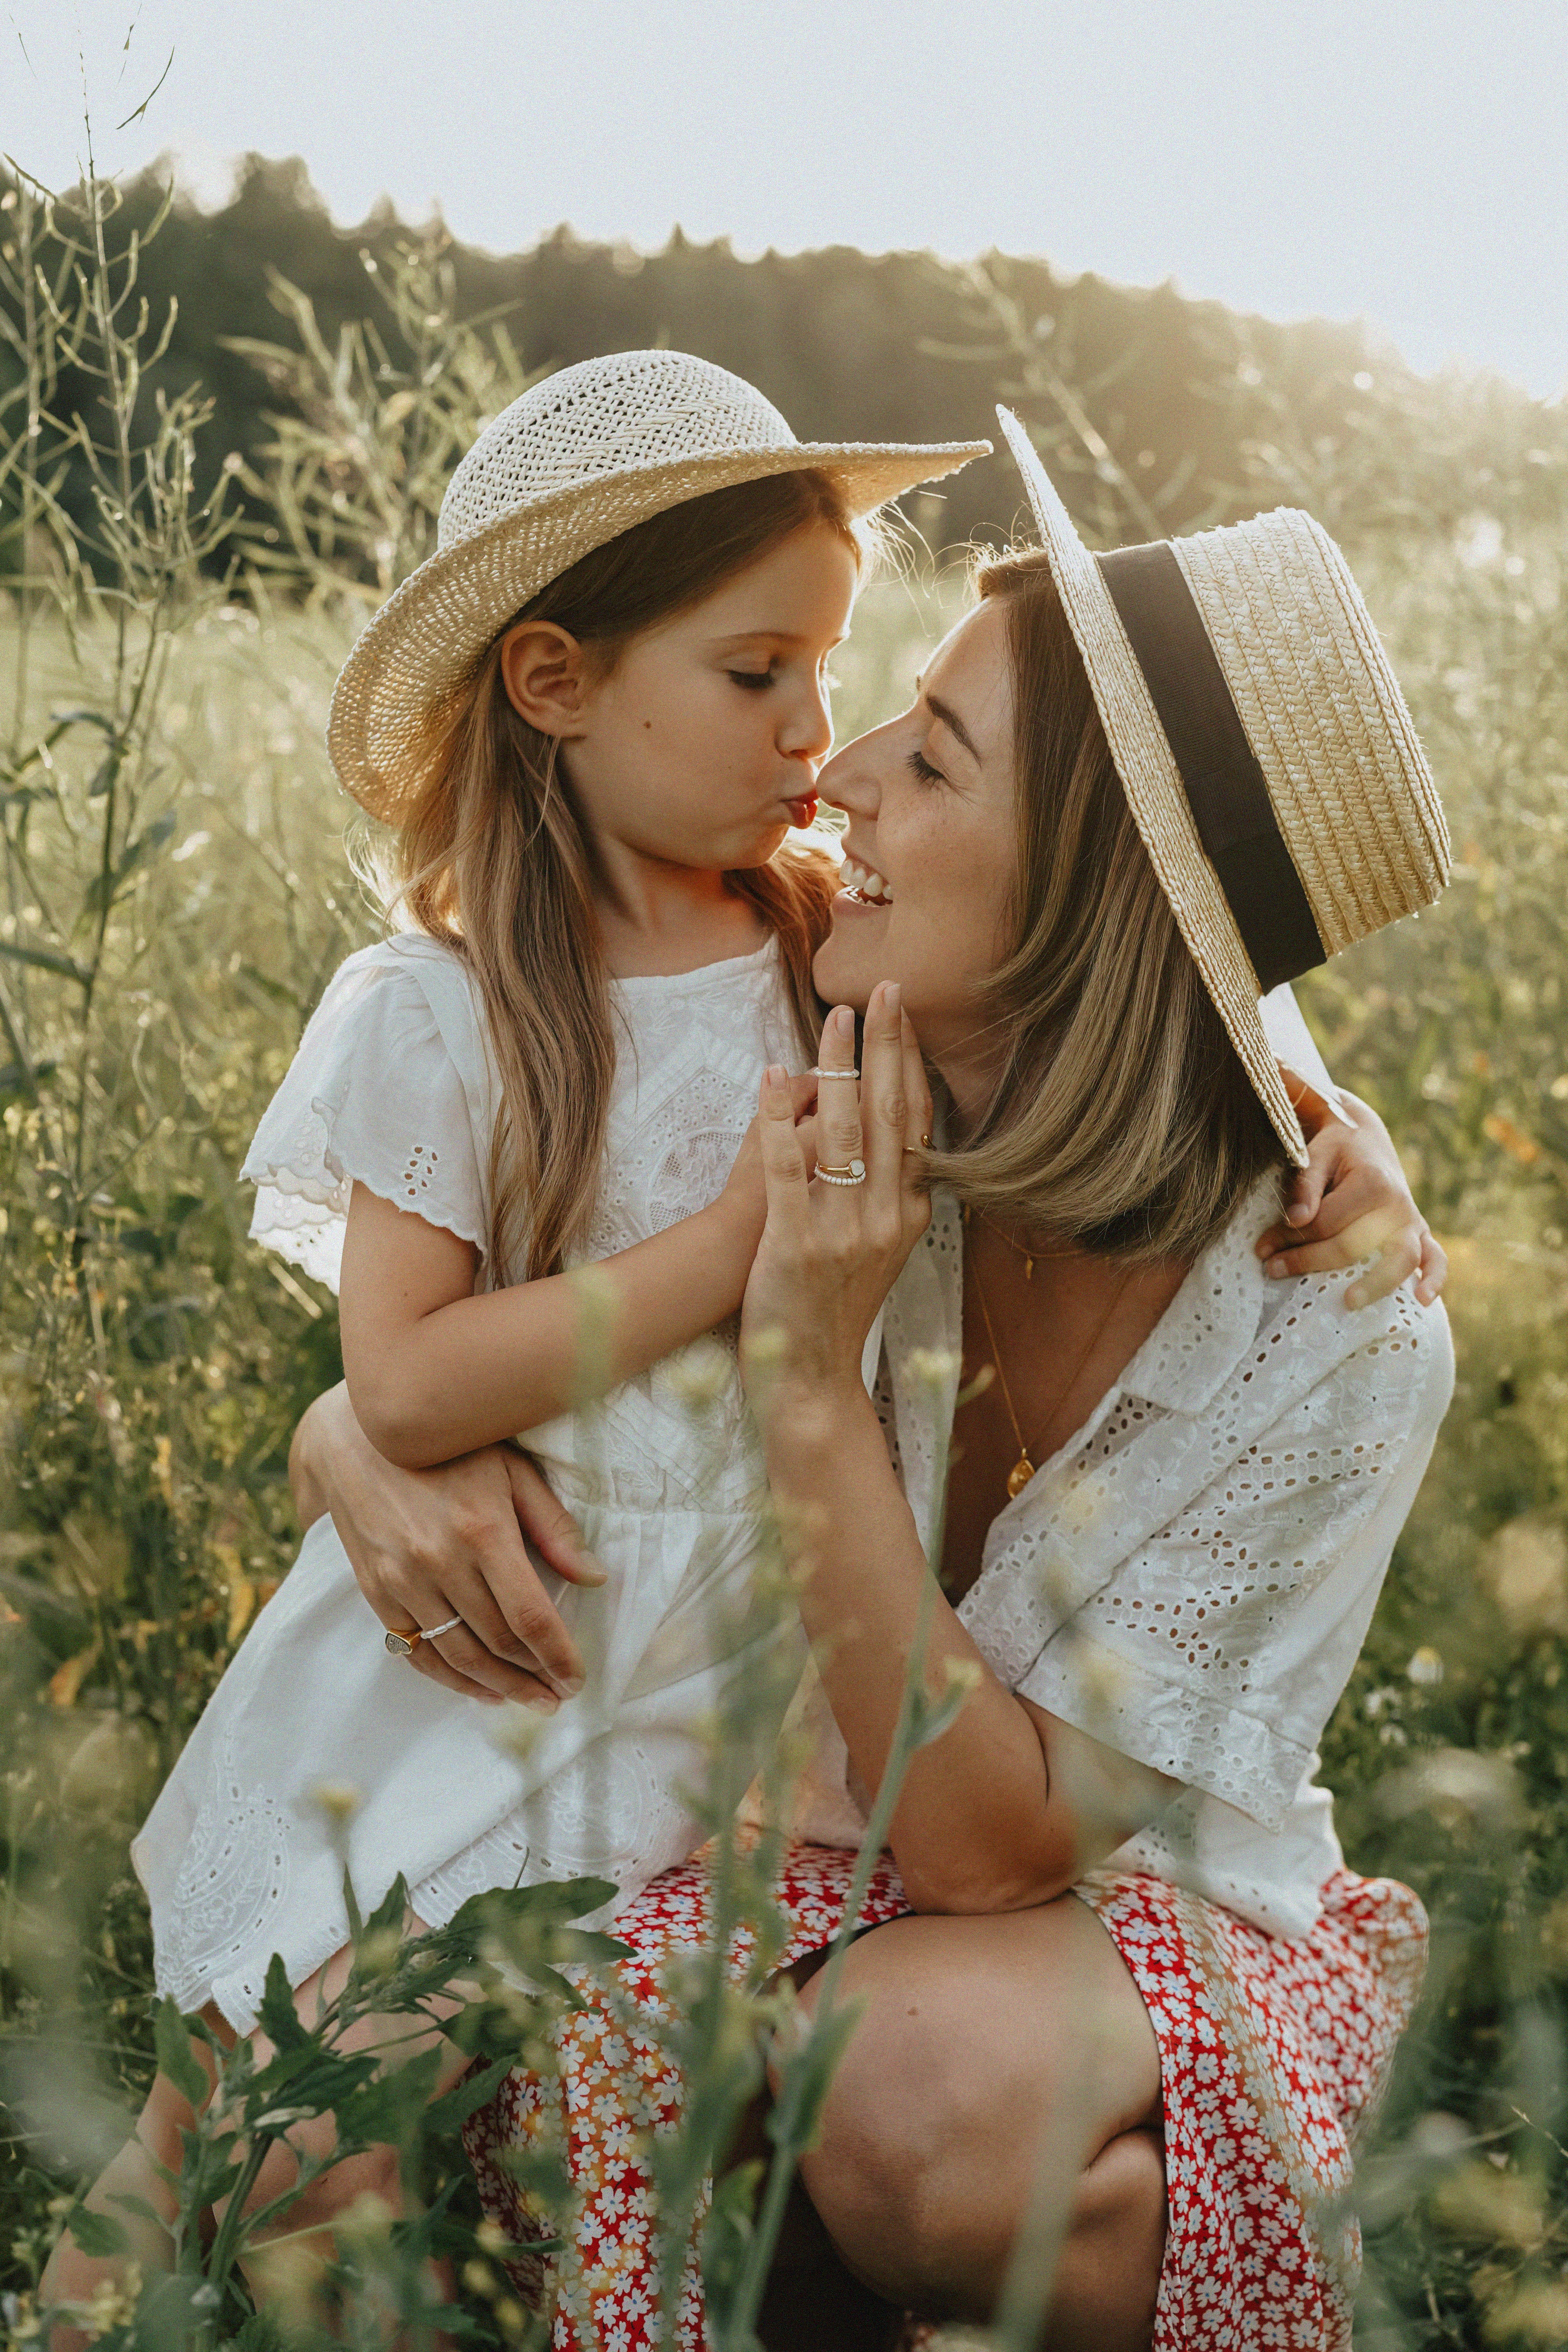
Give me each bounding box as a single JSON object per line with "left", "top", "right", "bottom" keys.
{"left": 995, "top": 409, "right": 1448, "bottom": 1169}
{"left": 329, "top": 437, "right": 988, "bottom": 821}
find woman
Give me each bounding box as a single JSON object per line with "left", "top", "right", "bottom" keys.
{"left": 296, "top": 419, "right": 1451, "bottom": 2347}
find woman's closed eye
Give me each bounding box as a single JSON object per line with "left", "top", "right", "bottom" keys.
{"left": 906, "top": 745, "right": 945, "bottom": 786}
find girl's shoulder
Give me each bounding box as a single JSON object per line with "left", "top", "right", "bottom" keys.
{"left": 309, "top": 932, "right": 495, "bottom": 1102}
{"left": 243, "top": 933, "right": 494, "bottom": 1292}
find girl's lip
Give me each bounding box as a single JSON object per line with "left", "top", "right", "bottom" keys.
{"left": 786, "top": 794, "right": 819, "bottom": 828}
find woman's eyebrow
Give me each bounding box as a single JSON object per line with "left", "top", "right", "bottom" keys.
{"left": 925, "top": 692, "right": 982, "bottom": 763}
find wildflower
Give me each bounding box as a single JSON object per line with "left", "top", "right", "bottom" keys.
{"left": 1406, "top": 1646, "right": 1445, "bottom": 1686}
{"left": 739, "top": 1322, "right": 789, "bottom": 1374}
{"left": 83, "top": 2264, "right": 142, "bottom": 2340}
{"left": 310, "top": 1780, "right": 362, "bottom": 1826}
{"left": 665, "top": 1338, "right": 731, "bottom": 1414}
{"left": 906, "top": 1345, "right": 960, "bottom": 1393}
{"left": 334, "top": 2190, "right": 395, "bottom": 2244}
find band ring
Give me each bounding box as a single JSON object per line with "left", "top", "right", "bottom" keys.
{"left": 385, "top": 1612, "right": 464, "bottom": 1659}
{"left": 815, "top": 1159, "right": 867, "bottom": 1186}
{"left": 809, "top": 1065, "right": 860, "bottom": 1080}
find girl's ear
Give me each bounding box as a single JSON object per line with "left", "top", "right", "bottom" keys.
{"left": 499, "top": 620, "right": 593, "bottom": 737}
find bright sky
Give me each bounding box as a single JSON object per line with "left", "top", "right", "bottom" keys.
{"left": 8, "top": 0, "right": 1567, "bottom": 398}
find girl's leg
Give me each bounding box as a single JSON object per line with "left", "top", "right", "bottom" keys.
{"left": 41, "top": 1922, "right": 471, "bottom": 2349}
{"left": 788, "top": 1897, "right": 1165, "bottom": 2348}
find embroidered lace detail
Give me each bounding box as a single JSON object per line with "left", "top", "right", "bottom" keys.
{"left": 956, "top": 1214, "right": 1454, "bottom": 1834}
{"left": 155, "top": 1740, "right": 292, "bottom": 2014}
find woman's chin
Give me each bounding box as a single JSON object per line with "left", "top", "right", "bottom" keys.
{"left": 812, "top": 899, "right": 891, "bottom": 1009}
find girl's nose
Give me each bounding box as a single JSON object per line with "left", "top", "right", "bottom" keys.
{"left": 782, "top": 675, "right": 834, "bottom": 765}
{"left": 816, "top": 728, "right": 882, "bottom": 818}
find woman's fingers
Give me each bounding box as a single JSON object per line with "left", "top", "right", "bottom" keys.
{"left": 423, "top": 1615, "right": 564, "bottom": 1710}
{"left": 504, "top": 1448, "right": 606, "bottom": 1589}
{"left": 858, "top": 982, "right": 909, "bottom": 1190}
{"left": 813, "top": 1004, "right": 864, "bottom": 1178}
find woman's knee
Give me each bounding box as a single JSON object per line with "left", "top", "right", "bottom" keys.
{"left": 791, "top": 1947, "right": 1019, "bottom": 2301}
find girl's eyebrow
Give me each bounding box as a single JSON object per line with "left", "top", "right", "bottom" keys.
{"left": 710, "top": 628, "right": 849, "bottom": 651}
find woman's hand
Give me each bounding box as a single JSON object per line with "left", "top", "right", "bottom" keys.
{"left": 1256, "top": 1081, "right": 1446, "bottom": 1310}
{"left": 289, "top": 1384, "right": 605, "bottom": 1710}
{"left": 740, "top": 984, "right": 932, "bottom": 1433}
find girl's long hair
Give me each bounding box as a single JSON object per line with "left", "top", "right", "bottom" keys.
{"left": 386, "top": 470, "right": 860, "bottom": 1280}
{"left": 926, "top": 548, "right": 1287, "bottom": 1262}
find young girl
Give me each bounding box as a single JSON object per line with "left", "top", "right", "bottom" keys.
{"left": 129, "top": 349, "right": 991, "bottom": 2031}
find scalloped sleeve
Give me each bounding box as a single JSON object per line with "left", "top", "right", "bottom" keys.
{"left": 241, "top": 942, "right": 492, "bottom": 1294}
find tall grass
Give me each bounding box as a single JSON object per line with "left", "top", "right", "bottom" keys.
{"left": 1, "top": 162, "right": 1566, "bottom": 2349}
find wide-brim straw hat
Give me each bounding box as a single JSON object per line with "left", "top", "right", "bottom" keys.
{"left": 995, "top": 408, "right": 1450, "bottom": 1167}
{"left": 329, "top": 349, "right": 989, "bottom": 820}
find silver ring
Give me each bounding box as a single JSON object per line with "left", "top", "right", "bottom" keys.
{"left": 815, "top": 1160, "right": 867, "bottom": 1186}
{"left": 809, "top": 1065, "right": 860, "bottom": 1080}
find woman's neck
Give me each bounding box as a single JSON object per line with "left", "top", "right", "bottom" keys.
{"left": 927, "top": 1025, "right": 1008, "bottom": 1137}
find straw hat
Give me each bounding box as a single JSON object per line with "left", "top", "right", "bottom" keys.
{"left": 329, "top": 349, "right": 989, "bottom": 819}
{"left": 995, "top": 408, "right": 1450, "bottom": 1166}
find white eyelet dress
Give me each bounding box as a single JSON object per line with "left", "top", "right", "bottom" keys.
{"left": 131, "top": 930, "right": 813, "bottom": 2034}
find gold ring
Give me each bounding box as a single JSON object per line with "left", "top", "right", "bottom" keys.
{"left": 384, "top": 1612, "right": 463, "bottom": 1658}
{"left": 815, "top": 1159, "right": 867, "bottom": 1186}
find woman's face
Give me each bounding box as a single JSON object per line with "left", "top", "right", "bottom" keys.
{"left": 813, "top": 596, "right": 1019, "bottom": 1073}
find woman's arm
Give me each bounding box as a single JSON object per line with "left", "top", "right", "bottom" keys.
{"left": 339, "top": 1092, "right": 809, "bottom": 1468}
{"left": 289, "top": 1382, "right": 606, "bottom": 1707}
{"left": 742, "top": 991, "right": 1176, "bottom": 1915}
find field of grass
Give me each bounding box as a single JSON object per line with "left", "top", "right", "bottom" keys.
{"left": 4, "top": 177, "right": 1568, "bottom": 2349}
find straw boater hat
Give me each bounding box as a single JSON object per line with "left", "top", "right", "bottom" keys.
{"left": 995, "top": 408, "right": 1449, "bottom": 1167}
{"left": 329, "top": 349, "right": 989, "bottom": 822}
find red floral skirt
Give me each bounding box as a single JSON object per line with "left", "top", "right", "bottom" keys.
{"left": 461, "top": 1846, "right": 1426, "bottom": 2351}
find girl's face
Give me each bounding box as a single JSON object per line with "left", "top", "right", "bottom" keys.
{"left": 812, "top": 597, "right": 1020, "bottom": 1072}
{"left": 528, "top": 521, "right": 859, "bottom": 873}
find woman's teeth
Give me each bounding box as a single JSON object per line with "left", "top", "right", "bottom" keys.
{"left": 840, "top": 854, "right": 893, "bottom": 904}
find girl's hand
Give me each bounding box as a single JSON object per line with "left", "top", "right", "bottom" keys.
{"left": 291, "top": 1385, "right": 605, "bottom": 1710}
{"left": 715, "top": 1074, "right": 819, "bottom": 1251}
{"left": 1256, "top": 1082, "right": 1446, "bottom": 1310}
{"left": 740, "top": 984, "right": 932, "bottom": 1433}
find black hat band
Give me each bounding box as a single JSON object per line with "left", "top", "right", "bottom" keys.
{"left": 1096, "top": 541, "right": 1326, "bottom": 994}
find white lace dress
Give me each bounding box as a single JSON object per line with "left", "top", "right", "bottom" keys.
{"left": 132, "top": 931, "right": 814, "bottom": 2033}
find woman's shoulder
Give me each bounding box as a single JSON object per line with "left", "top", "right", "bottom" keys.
{"left": 1241, "top": 1229, "right": 1455, "bottom": 1449}
{"left": 1123, "top": 1177, "right": 1454, "bottom": 1449}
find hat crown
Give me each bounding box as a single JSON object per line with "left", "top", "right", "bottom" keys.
{"left": 437, "top": 350, "right": 798, "bottom": 554}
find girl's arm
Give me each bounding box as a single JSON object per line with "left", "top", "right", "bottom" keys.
{"left": 741, "top": 990, "right": 1173, "bottom": 1913}
{"left": 339, "top": 1091, "right": 809, "bottom": 1468}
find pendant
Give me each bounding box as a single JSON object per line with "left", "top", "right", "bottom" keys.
{"left": 1006, "top": 1452, "right": 1035, "bottom": 1500}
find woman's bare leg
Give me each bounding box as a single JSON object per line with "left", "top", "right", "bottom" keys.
{"left": 40, "top": 1921, "right": 469, "bottom": 2348}
{"left": 789, "top": 1896, "right": 1165, "bottom": 2347}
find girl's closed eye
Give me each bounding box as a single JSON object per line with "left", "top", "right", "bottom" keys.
{"left": 728, "top": 665, "right": 777, "bottom": 691}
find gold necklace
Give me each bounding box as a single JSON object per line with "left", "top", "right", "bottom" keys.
{"left": 967, "top": 1243, "right": 1136, "bottom": 1501}
{"left": 964, "top": 1203, "right": 1065, "bottom": 1281}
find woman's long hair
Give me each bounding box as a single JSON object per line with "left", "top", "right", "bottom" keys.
{"left": 926, "top": 548, "right": 1287, "bottom": 1263}
{"left": 386, "top": 471, "right": 860, "bottom": 1279}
